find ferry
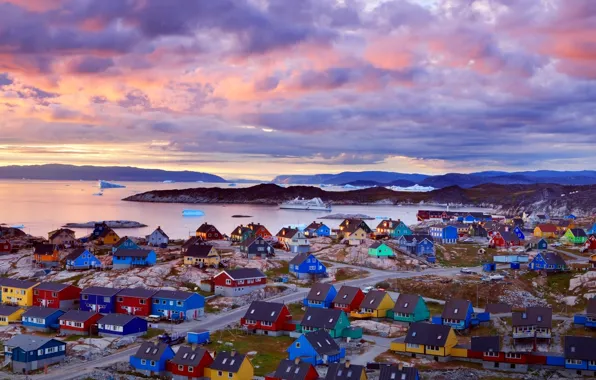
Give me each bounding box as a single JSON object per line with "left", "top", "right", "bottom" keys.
{"left": 279, "top": 197, "right": 332, "bottom": 211}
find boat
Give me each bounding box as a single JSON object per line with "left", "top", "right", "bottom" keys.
{"left": 92, "top": 191, "right": 103, "bottom": 196}
{"left": 98, "top": 180, "right": 126, "bottom": 189}
{"left": 279, "top": 197, "right": 332, "bottom": 211}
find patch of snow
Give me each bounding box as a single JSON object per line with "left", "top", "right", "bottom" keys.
{"left": 386, "top": 184, "right": 435, "bottom": 192}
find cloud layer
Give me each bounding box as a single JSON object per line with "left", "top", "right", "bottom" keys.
{"left": 1, "top": 0, "right": 596, "bottom": 179}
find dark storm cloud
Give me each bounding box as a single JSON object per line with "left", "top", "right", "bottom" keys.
{"left": 67, "top": 57, "right": 114, "bottom": 73}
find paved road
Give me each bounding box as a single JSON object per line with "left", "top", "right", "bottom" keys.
{"left": 550, "top": 247, "right": 588, "bottom": 262}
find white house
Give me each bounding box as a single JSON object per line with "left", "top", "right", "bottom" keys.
{"left": 147, "top": 226, "right": 169, "bottom": 247}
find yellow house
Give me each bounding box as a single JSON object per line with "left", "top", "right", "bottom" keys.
{"left": 533, "top": 224, "right": 558, "bottom": 238}
{"left": 327, "top": 362, "right": 367, "bottom": 380}
{"left": 391, "top": 322, "right": 457, "bottom": 358}
{"left": 351, "top": 290, "right": 395, "bottom": 319}
{"left": 0, "top": 305, "right": 25, "bottom": 326}
{"left": 184, "top": 245, "right": 221, "bottom": 267}
{"left": 98, "top": 228, "right": 120, "bottom": 245}
{"left": 345, "top": 227, "right": 367, "bottom": 246}
{"left": 207, "top": 351, "right": 253, "bottom": 380}
{"left": 0, "top": 278, "right": 39, "bottom": 306}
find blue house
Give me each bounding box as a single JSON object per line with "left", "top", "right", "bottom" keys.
{"left": 98, "top": 314, "right": 148, "bottom": 337}
{"left": 397, "top": 235, "right": 435, "bottom": 256}
{"left": 130, "top": 342, "right": 175, "bottom": 377}
{"left": 303, "top": 283, "right": 337, "bottom": 308}
{"left": 21, "top": 307, "right": 65, "bottom": 332}
{"left": 111, "top": 237, "right": 140, "bottom": 254}
{"left": 287, "top": 330, "right": 345, "bottom": 365}
{"left": 304, "top": 222, "right": 331, "bottom": 238}
{"left": 112, "top": 249, "right": 157, "bottom": 269}
{"left": 80, "top": 287, "right": 121, "bottom": 314}
{"left": 91, "top": 222, "right": 110, "bottom": 240}
{"left": 513, "top": 226, "right": 525, "bottom": 240}
{"left": 429, "top": 225, "right": 458, "bottom": 244}
{"left": 150, "top": 290, "right": 205, "bottom": 321}
{"left": 564, "top": 336, "right": 596, "bottom": 372}
{"left": 438, "top": 299, "right": 474, "bottom": 330}
{"left": 564, "top": 214, "right": 577, "bottom": 220}
{"left": 64, "top": 248, "right": 101, "bottom": 270}
{"left": 289, "top": 252, "right": 327, "bottom": 279}
{"left": 4, "top": 334, "right": 66, "bottom": 373}
{"left": 528, "top": 251, "right": 568, "bottom": 272}
{"left": 573, "top": 299, "right": 596, "bottom": 328}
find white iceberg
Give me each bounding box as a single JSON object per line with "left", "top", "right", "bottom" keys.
{"left": 98, "top": 180, "right": 126, "bottom": 189}
{"left": 289, "top": 223, "right": 307, "bottom": 231}
{"left": 228, "top": 183, "right": 237, "bottom": 187}
{"left": 182, "top": 210, "right": 205, "bottom": 217}
{"left": 386, "top": 184, "right": 435, "bottom": 192}
{"left": 163, "top": 180, "right": 175, "bottom": 183}
{"left": 343, "top": 184, "right": 356, "bottom": 189}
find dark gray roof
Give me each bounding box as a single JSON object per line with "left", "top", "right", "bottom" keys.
{"left": 402, "top": 235, "right": 433, "bottom": 243}
{"left": 499, "top": 231, "right": 520, "bottom": 242}
{"left": 542, "top": 251, "right": 567, "bottom": 267}
{"left": 4, "top": 335, "right": 62, "bottom": 352}
{"left": 223, "top": 268, "right": 266, "bottom": 280}
{"left": 134, "top": 342, "right": 171, "bottom": 361}
{"left": 300, "top": 308, "right": 343, "bottom": 329}
{"left": 304, "top": 330, "right": 340, "bottom": 356}
{"left": 0, "top": 305, "right": 21, "bottom": 316}
{"left": 242, "top": 236, "right": 272, "bottom": 248}
{"left": 277, "top": 227, "right": 300, "bottom": 239}
{"left": 570, "top": 228, "right": 587, "bottom": 237}
{"left": 116, "top": 288, "right": 157, "bottom": 298}
{"left": 0, "top": 278, "right": 37, "bottom": 289}
{"left": 182, "top": 236, "right": 202, "bottom": 249}
{"left": 23, "top": 307, "right": 64, "bottom": 319}
{"left": 379, "top": 365, "right": 419, "bottom": 380}
{"left": 485, "top": 303, "right": 511, "bottom": 314}
{"left": 209, "top": 351, "right": 246, "bottom": 373}
{"left": 471, "top": 336, "right": 500, "bottom": 353}
{"left": 185, "top": 244, "right": 215, "bottom": 258}
{"left": 441, "top": 299, "right": 471, "bottom": 320}
{"left": 59, "top": 310, "right": 99, "bottom": 323}
{"left": 332, "top": 286, "right": 362, "bottom": 305}
{"left": 98, "top": 313, "right": 141, "bottom": 326}
{"left": 34, "top": 244, "right": 57, "bottom": 255}
{"left": 404, "top": 322, "right": 451, "bottom": 346}
{"left": 170, "top": 346, "right": 208, "bottom": 366}
{"left": 369, "top": 241, "right": 384, "bottom": 249}
{"left": 64, "top": 248, "right": 89, "bottom": 261}
{"left": 325, "top": 363, "right": 365, "bottom": 380}
{"left": 360, "top": 290, "right": 390, "bottom": 310}
{"left": 153, "top": 290, "right": 195, "bottom": 301}
{"left": 392, "top": 294, "right": 421, "bottom": 314}
{"left": 243, "top": 301, "right": 286, "bottom": 322}
{"left": 289, "top": 252, "right": 311, "bottom": 266}
{"left": 565, "top": 336, "right": 596, "bottom": 361}
{"left": 81, "top": 286, "right": 121, "bottom": 296}
{"left": 113, "top": 249, "right": 152, "bottom": 258}
{"left": 305, "top": 283, "right": 334, "bottom": 302}
{"left": 306, "top": 222, "right": 325, "bottom": 230}
{"left": 587, "top": 298, "right": 596, "bottom": 317}
{"left": 273, "top": 359, "right": 315, "bottom": 380}
{"left": 512, "top": 307, "right": 552, "bottom": 328}
{"left": 35, "top": 282, "right": 71, "bottom": 292}
{"left": 113, "top": 236, "right": 133, "bottom": 248}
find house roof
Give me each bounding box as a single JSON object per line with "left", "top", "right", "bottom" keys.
{"left": 153, "top": 226, "right": 169, "bottom": 239}
{"left": 471, "top": 336, "right": 500, "bottom": 353}
{"left": 325, "top": 363, "right": 365, "bottom": 380}
{"left": 59, "top": 310, "right": 99, "bottom": 323}
{"left": 113, "top": 236, "right": 133, "bottom": 248}
{"left": 273, "top": 359, "right": 315, "bottom": 380}
{"left": 113, "top": 249, "right": 152, "bottom": 258}
{"left": 392, "top": 294, "right": 421, "bottom": 314}
{"left": 376, "top": 219, "right": 401, "bottom": 230}
{"left": 304, "top": 330, "right": 340, "bottom": 356}
{"left": 565, "top": 336, "right": 596, "bottom": 362}
{"left": 220, "top": 268, "right": 266, "bottom": 280}
{"left": 289, "top": 252, "right": 312, "bottom": 266}
{"left": 34, "top": 282, "right": 72, "bottom": 292}
{"left": 247, "top": 222, "right": 269, "bottom": 231}
{"left": 242, "top": 236, "right": 272, "bottom": 248}
{"left": 401, "top": 235, "right": 433, "bottom": 243}
{"left": 360, "top": 290, "right": 390, "bottom": 310}
{"left": 0, "top": 305, "right": 21, "bottom": 316}
{"left": 276, "top": 227, "right": 300, "bottom": 239}
{"left": 196, "top": 223, "right": 219, "bottom": 233}
{"left": 536, "top": 224, "right": 558, "bottom": 233}
{"left": 98, "top": 227, "right": 116, "bottom": 238}
{"left": 116, "top": 287, "right": 157, "bottom": 298}
{"left": 441, "top": 299, "right": 471, "bottom": 320}
{"left": 537, "top": 214, "right": 547, "bottom": 219}
{"left": 404, "top": 322, "right": 451, "bottom": 346}
{"left": 332, "top": 286, "right": 361, "bottom": 305}
{"left": 81, "top": 286, "right": 121, "bottom": 296}
{"left": 369, "top": 241, "right": 384, "bottom": 249}
{"left": 34, "top": 244, "right": 58, "bottom": 255}
{"left": 23, "top": 307, "right": 64, "bottom": 319}
{"left": 170, "top": 346, "right": 208, "bottom": 366}
{"left": 243, "top": 301, "right": 286, "bottom": 322}
{"left": 134, "top": 342, "right": 171, "bottom": 361}
{"left": 499, "top": 230, "right": 520, "bottom": 243}
{"left": 342, "top": 223, "right": 365, "bottom": 234}
{"left": 305, "top": 221, "right": 325, "bottom": 230}
{"left": 185, "top": 244, "right": 215, "bottom": 258}
{"left": 64, "top": 247, "right": 89, "bottom": 261}
{"left": 541, "top": 251, "right": 567, "bottom": 267}
{"left": 153, "top": 290, "right": 195, "bottom": 301}
{"left": 485, "top": 303, "right": 511, "bottom": 314}
{"left": 586, "top": 298, "right": 596, "bottom": 317}
{"left": 300, "top": 308, "right": 343, "bottom": 329}
{"left": 512, "top": 307, "right": 552, "bottom": 328}
{"left": 48, "top": 228, "right": 75, "bottom": 241}
{"left": 182, "top": 236, "right": 203, "bottom": 249}
{"left": 0, "top": 278, "right": 37, "bottom": 289}
{"left": 569, "top": 228, "right": 587, "bottom": 237}
{"left": 378, "top": 365, "right": 418, "bottom": 380}
{"left": 98, "top": 313, "right": 140, "bottom": 326}
{"left": 305, "top": 283, "right": 334, "bottom": 302}
{"left": 209, "top": 351, "right": 246, "bottom": 373}
{"left": 4, "top": 335, "right": 58, "bottom": 352}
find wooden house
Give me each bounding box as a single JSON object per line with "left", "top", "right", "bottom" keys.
{"left": 0, "top": 305, "right": 25, "bottom": 326}
{"left": 563, "top": 336, "right": 596, "bottom": 372}
{"left": 304, "top": 222, "right": 330, "bottom": 237}
{"left": 429, "top": 225, "right": 458, "bottom": 244}
{"left": 213, "top": 269, "right": 267, "bottom": 297}
{"left": 564, "top": 228, "right": 588, "bottom": 245}
{"left": 303, "top": 283, "right": 336, "bottom": 308}
{"left": 469, "top": 336, "right": 503, "bottom": 362}
{"left": 289, "top": 253, "right": 327, "bottom": 280}
{"left": 231, "top": 225, "right": 255, "bottom": 243}
{"left": 584, "top": 235, "right": 596, "bottom": 252}
{"left": 287, "top": 330, "right": 345, "bottom": 366}
{"left": 396, "top": 235, "right": 435, "bottom": 256}
{"left": 184, "top": 244, "right": 221, "bottom": 267}
{"left": 387, "top": 294, "right": 430, "bottom": 323}
{"left": 0, "top": 278, "right": 38, "bottom": 306}
{"left": 375, "top": 219, "right": 411, "bottom": 238}
{"left": 325, "top": 362, "right": 366, "bottom": 380}
{"left": 112, "top": 249, "right": 156, "bottom": 269}
{"left": 64, "top": 248, "right": 101, "bottom": 270}
{"left": 247, "top": 222, "right": 272, "bottom": 238}
{"left": 147, "top": 226, "right": 169, "bottom": 247}
{"left": 512, "top": 307, "right": 552, "bottom": 341}
{"left": 440, "top": 299, "right": 474, "bottom": 330}
{"left": 96, "top": 227, "right": 120, "bottom": 245}
{"left": 195, "top": 223, "right": 223, "bottom": 240}
{"left": 48, "top": 228, "right": 76, "bottom": 246}
{"left": 528, "top": 251, "right": 567, "bottom": 272}
{"left": 276, "top": 227, "right": 310, "bottom": 253}
{"left": 296, "top": 308, "right": 351, "bottom": 338}
{"left": 150, "top": 290, "right": 204, "bottom": 321}
{"left": 378, "top": 364, "right": 418, "bottom": 380}
{"left": 267, "top": 359, "right": 318, "bottom": 380}
{"left": 58, "top": 310, "right": 102, "bottom": 335}
{"left": 533, "top": 224, "right": 558, "bottom": 238}
{"left": 391, "top": 323, "right": 457, "bottom": 358}
{"left": 4, "top": 335, "right": 66, "bottom": 373}
{"left": 80, "top": 286, "right": 122, "bottom": 313}
{"left": 181, "top": 236, "right": 203, "bottom": 254}
{"left": 33, "top": 282, "right": 81, "bottom": 309}
{"left": 0, "top": 239, "right": 12, "bottom": 253}
{"left": 339, "top": 219, "right": 371, "bottom": 238}
{"left": 167, "top": 346, "right": 213, "bottom": 379}
{"left": 342, "top": 225, "right": 367, "bottom": 246}
{"left": 33, "top": 244, "right": 60, "bottom": 267}
{"left": 130, "top": 342, "right": 175, "bottom": 377}
{"left": 97, "top": 314, "right": 148, "bottom": 337}
{"left": 332, "top": 286, "right": 365, "bottom": 313}
{"left": 115, "top": 288, "right": 157, "bottom": 316}
{"left": 241, "top": 236, "right": 275, "bottom": 258}
{"left": 112, "top": 236, "right": 140, "bottom": 254}
{"left": 525, "top": 237, "right": 548, "bottom": 251}
{"left": 240, "top": 301, "right": 295, "bottom": 335}
{"left": 207, "top": 351, "right": 254, "bottom": 380}
{"left": 22, "top": 307, "right": 65, "bottom": 332}
{"left": 350, "top": 290, "right": 394, "bottom": 319}
{"left": 368, "top": 242, "right": 394, "bottom": 257}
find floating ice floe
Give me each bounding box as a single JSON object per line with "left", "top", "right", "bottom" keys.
{"left": 386, "top": 184, "right": 435, "bottom": 192}
{"left": 163, "top": 180, "right": 175, "bottom": 183}
{"left": 182, "top": 209, "right": 205, "bottom": 217}
{"left": 98, "top": 180, "right": 126, "bottom": 189}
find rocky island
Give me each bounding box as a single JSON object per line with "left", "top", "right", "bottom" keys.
{"left": 63, "top": 220, "right": 148, "bottom": 228}
{"left": 123, "top": 183, "right": 596, "bottom": 215}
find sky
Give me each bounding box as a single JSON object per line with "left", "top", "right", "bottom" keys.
{"left": 0, "top": 0, "right": 595, "bottom": 180}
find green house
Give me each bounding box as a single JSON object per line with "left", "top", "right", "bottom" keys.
{"left": 393, "top": 221, "right": 413, "bottom": 238}
{"left": 387, "top": 294, "right": 430, "bottom": 323}
{"left": 375, "top": 219, "right": 412, "bottom": 238}
{"left": 368, "top": 242, "right": 394, "bottom": 257}
{"left": 564, "top": 228, "right": 588, "bottom": 245}
{"left": 296, "top": 308, "right": 351, "bottom": 338}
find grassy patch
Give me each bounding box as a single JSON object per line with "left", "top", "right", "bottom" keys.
{"left": 210, "top": 329, "right": 293, "bottom": 376}
{"left": 63, "top": 334, "right": 98, "bottom": 342}
{"left": 435, "top": 244, "right": 494, "bottom": 267}
{"left": 143, "top": 328, "right": 166, "bottom": 340}
{"left": 334, "top": 268, "right": 368, "bottom": 282}
{"left": 426, "top": 301, "right": 444, "bottom": 317}
{"left": 287, "top": 302, "right": 306, "bottom": 320}
{"left": 265, "top": 260, "right": 289, "bottom": 279}
{"left": 562, "top": 325, "right": 596, "bottom": 338}
{"left": 205, "top": 297, "right": 222, "bottom": 314}
{"left": 168, "top": 266, "right": 181, "bottom": 277}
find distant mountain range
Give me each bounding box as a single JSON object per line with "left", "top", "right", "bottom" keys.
{"left": 274, "top": 170, "right": 596, "bottom": 187}
{"left": 0, "top": 164, "right": 227, "bottom": 183}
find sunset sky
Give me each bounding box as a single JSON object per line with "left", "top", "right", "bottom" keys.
{"left": 1, "top": 0, "right": 595, "bottom": 180}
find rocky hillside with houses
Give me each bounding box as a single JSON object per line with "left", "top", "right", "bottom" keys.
{"left": 123, "top": 183, "right": 596, "bottom": 215}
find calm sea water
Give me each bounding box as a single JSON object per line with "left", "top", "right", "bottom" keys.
{"left": 0, "top": 180, "right": 490, "bottom": 239}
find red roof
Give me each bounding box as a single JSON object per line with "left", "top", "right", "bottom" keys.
{"left": 536, "top": 224, "right": 557, "bottom": 233}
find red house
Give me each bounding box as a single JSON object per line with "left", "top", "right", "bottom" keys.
{"left": 332, "top": 285, "right": 365, "bottom": 313}
{"left": 167, "top": 346, "right": 213, "bottom": 378}
{"left": 33, "top": 282, "right": 81, "bottom": 310}
{"left": 115, "top": 288, "right": 157, "bottom": 316}
{"left": 266, "top": 359, "right": 319, "bottom": 380}
{"left": 0, "top": 239, "right": 11, "bottom": 254}
{"left": 213, "top": 268, "right": 267, "bottom": 297}
{"left": 247, "top": 223, "right": 272, "bottom": 238}
{"left": 503, "top": 351, "right": 530, "bottom": 365}
{"left": 584, "top": 235, "right": 596, "bottom": 251}
{"left": 195, "top": 223, "right": 223, "bottom": 241}
{"left": 489, "top": 232, "right": 506, "bottom": 248}
{"left": 240, "top": 301, "right": 295, "bottom": 335}
{"left": 470, "top": 336, "right": 503, "bottom": 362}
{"left": 58, "top": 310, "right": 102, "bottom": 335}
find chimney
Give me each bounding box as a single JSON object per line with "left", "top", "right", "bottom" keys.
{"left": 294, "top": 358, "right": 300, "bottom": 365}
{"left": 344, "top": 360, "right": 350, "bottom": 368}
{"left": 231, "top": 350, "right": 236, "bottom": 357}
{"left": 398, "top": 363, "right": 403, "bottom": 370}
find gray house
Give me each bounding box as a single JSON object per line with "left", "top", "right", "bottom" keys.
{"left": 4, "top": 334, "right": 66, "bottom": 373}
{"left": 147, "top": 226, "right": 169, "bottom": 247}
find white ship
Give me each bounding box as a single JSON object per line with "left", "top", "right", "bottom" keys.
{"left": 279, "top": 197, "right": 332, "bottom": 211}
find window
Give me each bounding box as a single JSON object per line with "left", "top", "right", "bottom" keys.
{"left": 228, "top": 372, "right": 233, "bottom": 378}
{"left": 189, "top": 366, "right": 194, "bottom": 372}
{"left": 150, "top": 360, "right": 156, "bottom": 366}
{"left": 52, "top": 292, "right": 58, "bottom": 297}
{"left": 295, "top": 342, "right": 300, "bottom": 348}
{"left": 178, "top": 365, "right": 184, "bottom": 370}
{"left": 162, "top": 300, "right": 167, "bottom": 305}
{"left": 38, "top": 349, "right": 43, "bottom": 355}
{"left": 117, "top": 297, "right": 123, "bottom": 302}
{"left": 103, "top": 297, "right": 110, "bottom": 303}
{"left": 406, "top": 343, "right": 419, "bottom": 349}
{"left": 218, "top": 371, "right": 223, "bottom": 376}
{"left": 485, "top": 351, "right": 498, "bottom": 357}
{"left": 154, "top": 299, "right": 159, "bottom": 304}
{"left": 589, "top": 361, "right": 596, "bottom": 366}
{"left": 225, "top": 279, "right": 231, "bottom": 285}
{"left": 34, "top": 290, "right": 39, "bottom": 295}
{"left": 45, "top": 347, "right": 59, "bottom": 354}
{"left": 82, "top": 295, "right": 89, "bottom": 300}
{"left": 141, "top": 359, "right": 146, "bottom": 365}
{"left": 505, "top": 353, "right": 521, "bottom": 359}
{"left": 177, "top": 301, "right": 183, "bottom": 306}
{"left": 566, "top": 359, "right": 583, "bottom": 365}
{"left": 140, "top": 299, "right": 146, "bottom": 305}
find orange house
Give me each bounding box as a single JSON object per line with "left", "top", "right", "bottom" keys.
{"left": 247, "top": 223, "right": 272, "bottom": 238}
{"left": 33, "top": 244, "right": 60, "bottom": 267}
{"left": 97, "top": 228, "right": 120, "bottom": 245}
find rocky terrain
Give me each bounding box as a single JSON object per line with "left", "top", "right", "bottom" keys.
{"left": 63, "top": 220, "right": 147, "bottom": 228}
{"left": 123, "top": 183, "right": 596, "bottom": 215}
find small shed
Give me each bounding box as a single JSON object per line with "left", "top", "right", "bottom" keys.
{"left": 482, "top": 262, "right": 496, "bottom": 272}
{"left": 510, "top": 262, "right": 521, "bottom": 270}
